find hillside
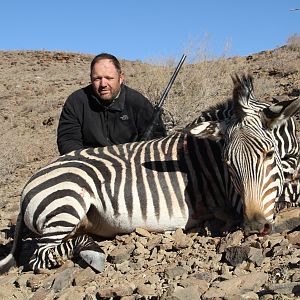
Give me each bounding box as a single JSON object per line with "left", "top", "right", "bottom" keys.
{"left": 0, "top": 47, "right": 299, "bottom": 299}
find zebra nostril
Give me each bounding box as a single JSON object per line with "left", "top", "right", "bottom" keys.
{"left": 260, "top": 222, "right": 272, "bottom": 235}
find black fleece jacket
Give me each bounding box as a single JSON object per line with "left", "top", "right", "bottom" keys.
{"left": 57, "top": 84, "right": 166, "bottom": 155}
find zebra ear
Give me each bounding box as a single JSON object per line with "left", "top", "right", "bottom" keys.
{"left": 262, "top": 98, "right": 300, "bottom": 129}
{"left": 188, "top": 121, "right": 223, "bottom": 141}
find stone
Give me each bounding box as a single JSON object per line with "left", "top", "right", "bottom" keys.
{"left": 146, "top": 273, "right": 160, "bottom": 285}
{"left": 96, "top": 284, "right": 134, "bottom": 298}
{"left": 51, "top": 267, "right": 76, "bottom": 292}
{"left": 273, "top": 207, "right": 300, "bottom": 232}
{"left": 0, "top": 273, "right": 18, "bottom": 285}
{"left": 133, "top": 241, "right": 150, "bottom": 256}
{"left": 135, "top": 227, "right": 152, "bottom": 237}
{"left": 262, "top": 233, "right": 284, "bottom": 248}
{"left": 220, "top": 264, "right": 232, "bottom": 277}
{"left": 193, "top": 272, "right": 215, "bottom": 283}
{"left": 226, "top": 291, "right": 259, "bottom": 299}
{"left": 272, "top": 243, "right": 290, "bottom": 257}
{"left": 217, "top": 230, "right": 244, "bottom": 253}
{"left": 172, "top": 285, "right": 203, "bottom": 299}
{"left": 73, "top": 267, "right": 95, "bottom": 286}
{"left": 208, "top": 272, "right": 268, "bottom": 297}
{"left": 27, "top": 273, "right": 49, "bottom": 291}
{"left": 145, "top": 235, "right": 163, "bottom": 250}
{"left": 259, "top": 294, "right": 274, "bottom": 300}
{"left": 291, "top": 270, "right": 300, "bottom": 282}
{"left": 264, "top": 282, "right": 300, "bottom": 296}
{"left": 202, "top": 286, "right": 225, "bottom": 299}
{"left": 30, "top": 287, "right": 56, "bottom": 300}
{"left": 178, "top": 277, "right": 209, "bottom": 294}
{"left": 56, "top": 259, "right": 75, "bottom": 271}
{"left": 287, "top": 231, "right": 300, "bottom": 245}
{"left": 172, "top": 228, "right": 193, "bottom": 250}
{"left": 83, "top": 294, "right": 97, "bottom": 300}
{"left": 247, "top": 247, "right": 264, "bottom": 266}
{"left": 165, "top": 266, "right": 188, "bottom": 279}
{"left": 241, "top": 291, "right": 259, "bottom": 299}
{"left": 107, "top": 243, "right": 135, "bottom": 264}
{"left": 225, "top": 246, "right": 264, "bottom": 266}
{"left": 14, "top": 273, "right": 34, "bottom": 288}
{"left": 225, "top": 246, "right": 249, "bottom": 266}
{"left": 129, "top": 258, "right": 145, "bottom": 270}
{"left": 115, "top": 260, "right": 130, "bottom": 273}
{"left": 136, "top": 284, "right": 156, "bottom": 297}
{"left": 42, "top": 272, "right": 60, "bottom": 289}
{"left": 233, "top": 265, "right": 248, "bottom": 276}
{"left": 57, "top": 286, "right": 85, "bottom": 300}
{"left": 149, "top": 246, "right": 158, "bottom": 260}
{"left": 159, "top": 241, "right": 173, "bottom": 251}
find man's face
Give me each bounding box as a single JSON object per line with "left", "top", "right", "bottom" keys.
{"left": 90, "top": 59, "right": 124, "bottom": 102}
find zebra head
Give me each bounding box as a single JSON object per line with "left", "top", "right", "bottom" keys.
{"left": 188, "top": 74, "right": 300, "bottom": 235}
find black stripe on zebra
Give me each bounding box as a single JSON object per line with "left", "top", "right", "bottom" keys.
{"left": 1, "top": 74, "right": 300, "bottom": 275}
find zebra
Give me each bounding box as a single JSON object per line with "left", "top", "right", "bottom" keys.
{"left": 0, "top": 74, "right": 299, "bottom": 274}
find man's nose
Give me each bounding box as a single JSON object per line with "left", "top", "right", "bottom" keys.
{"left": 100, "top": 78, "right": 108, "bottom": 86}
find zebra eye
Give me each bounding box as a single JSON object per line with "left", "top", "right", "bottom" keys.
{"left": 265, "top": 150, "right": 274, "bottom": 159}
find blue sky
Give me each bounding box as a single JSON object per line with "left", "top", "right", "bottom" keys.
{"left": 0, "top": 1, "right": 299, "bottom": 62}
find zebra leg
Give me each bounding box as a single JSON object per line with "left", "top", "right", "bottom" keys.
{"left": 75, "top": 235, "right": 106, "bottom": 272}
{"left": 29, "top": 234, "right": 105, "bottom": 273}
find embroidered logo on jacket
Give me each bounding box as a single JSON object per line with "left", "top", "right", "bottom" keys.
{"left": 120, "top": 114, "right": 129, "bottom": 121}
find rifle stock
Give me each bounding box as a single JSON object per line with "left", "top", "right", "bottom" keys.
{"left": 140, "top": 54, "right": 187, "bottom": 141}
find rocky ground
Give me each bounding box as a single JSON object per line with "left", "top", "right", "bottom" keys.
{"left": 0, "top": 47, "right": 299, "bottom": 299}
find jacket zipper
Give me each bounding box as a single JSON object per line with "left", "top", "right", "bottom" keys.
{"left": 104, "top": 110, "right": 112, "bottom": 145}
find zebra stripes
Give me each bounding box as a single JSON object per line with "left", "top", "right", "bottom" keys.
{"left": 188, "top": 75, "right": 300, "bottom": 233}
{"left": 0, "top": 74, "right": 299, "bottom": 273}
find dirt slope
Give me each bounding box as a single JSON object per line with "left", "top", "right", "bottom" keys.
{"left": 0, "top": 48, "right": 299, "bottom": 299}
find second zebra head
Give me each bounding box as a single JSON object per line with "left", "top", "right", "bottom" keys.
{"left": 187, "top": 74, "right": 300, "bottom": 235}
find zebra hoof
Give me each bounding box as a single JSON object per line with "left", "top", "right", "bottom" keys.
{"left": 79, "top": 250, "right": 106, "bottom": 272}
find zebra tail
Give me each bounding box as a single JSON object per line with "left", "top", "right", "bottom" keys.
{"left": 0, "top": 212, "right": 24, "bottom": 274}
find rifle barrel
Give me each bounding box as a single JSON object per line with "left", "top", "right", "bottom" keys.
{"left": 157, "top": 54, "right": 187, "bottom": 108}
{"left": 139, "top": 53, "right": 187, "bottom": 141}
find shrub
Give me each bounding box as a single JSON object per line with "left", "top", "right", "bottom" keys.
{"left": 287, "top": 34, "right": 300, "bottom": 51}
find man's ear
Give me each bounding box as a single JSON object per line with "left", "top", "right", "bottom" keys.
{"left": 187, "top": 121, "right": 223, "bottom": 141}
{"left": 119, "top": 71, "right": 125, "bottom": 84}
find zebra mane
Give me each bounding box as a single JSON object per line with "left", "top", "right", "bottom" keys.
{"left": 188, "top": 99, "right": 234, "bottom": 125}
{"left": 189, "top": 74, "right": 270, "bottom": 126}
{"left": 231, "top": 74, "right": 254, "bottom": 104}
{"left": 231, "top": 74, "right": 264, "bottom": 118}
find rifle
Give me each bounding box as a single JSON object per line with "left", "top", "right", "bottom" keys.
{"left": 139, "top": 53, "right": 187, "bottom": 141}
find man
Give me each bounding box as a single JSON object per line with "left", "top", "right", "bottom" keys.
{"left": 57, "top": 53, "right": 166, "bottom": 155}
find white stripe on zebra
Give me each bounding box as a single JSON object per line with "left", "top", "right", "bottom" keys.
{"left": 171, "top": 135, "right": 188, "bottom": 215}
{"left": 157, "top": 136, "right": 187, "bottom": 221}
{"left": 24, "top": 181, "right": 91, "bottom": 233}
{"left": 81, "top": 148, "right": 117, "bottom": 196}
{"left": 43, "top": 206, "right": 83, "bottom": 227}
{"left": 140, "top": 140, "right": 158, "bottom": 227}
{"left": 106, "top": 143, "right": 128, "bottom": 218}
{"left": 149, "top": 140, "right": 169, "bottom": 224}
{"left": 128, "top": 140, "right": 145, "bottom": 223}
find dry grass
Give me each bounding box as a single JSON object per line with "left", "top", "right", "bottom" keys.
{"left": 0, "top": 47, "right": 299, "bottom": 204}
{"left": 287, "top": 33, "right": 300, "bottom": 51}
